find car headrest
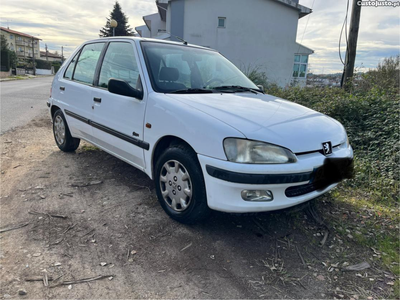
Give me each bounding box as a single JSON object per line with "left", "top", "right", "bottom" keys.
{"left": 159, "top": 67, "right": 179, "bottom": 82}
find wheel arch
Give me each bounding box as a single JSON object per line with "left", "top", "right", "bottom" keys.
{"left": 151, "top": 135, "right": 197, "bottom": 179}
{"left": 50, "top": 105, "right": 61, "bottom": 119}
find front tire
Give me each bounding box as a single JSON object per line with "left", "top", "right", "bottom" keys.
{"left": 154, "top": 144, "right": 211, "bottom": 224}
{"left": 53, "top": 109, "right": 80, "bottom": 152}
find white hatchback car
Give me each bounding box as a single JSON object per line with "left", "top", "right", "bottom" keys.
{"left": 48, "top": 37, "right": 354, "bottom": 223}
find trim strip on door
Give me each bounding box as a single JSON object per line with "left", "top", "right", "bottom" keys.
{"left": 65, "top": 110, "right": 89, "bottom": 124}
{"left": 64, "top": 109, "right": 150, "bottom": 150}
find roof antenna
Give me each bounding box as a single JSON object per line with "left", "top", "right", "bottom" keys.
{"left": 168, "top": 33, "right": 188, "bottom": 45}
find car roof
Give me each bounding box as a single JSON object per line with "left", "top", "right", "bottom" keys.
{"left": 83, "top": 36, "right": 217, "bottom": 52}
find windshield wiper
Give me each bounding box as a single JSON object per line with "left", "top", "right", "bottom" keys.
{"left": 212, "top": 85, "right": 263, "bottom": 94}
{"left": 168, "top": 88, "right": 214, "bottom": 94}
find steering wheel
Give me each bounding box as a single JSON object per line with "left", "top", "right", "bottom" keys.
{"left": 205, "top": 78, "right": 224, "bottom": 88}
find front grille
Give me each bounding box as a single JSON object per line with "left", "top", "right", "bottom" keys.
{"left": 285, "top": 157, "right": 354, "bottom": 198}
{"left": 285, "top": 181, "right": 329, "bottom": 197}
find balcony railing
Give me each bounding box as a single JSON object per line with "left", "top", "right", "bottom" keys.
{"left": 16, "top": 40, "right": 35, "bottom": 47}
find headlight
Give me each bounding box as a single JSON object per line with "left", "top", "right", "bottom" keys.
{"left": 338, "top": 132, "right": 350, "bottom": 149}
{"left": 223, "top": 138, "right": 297, "bottom": 164}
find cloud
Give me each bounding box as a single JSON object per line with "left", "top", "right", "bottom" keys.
{"left": 1, "top": 0, "right": 398, "bottom": 73}
{"left": 298, "top": 0, "right": 400, "bottom": 73}
{"left": 0, "top": 0, "right": 157, "bottom": 57}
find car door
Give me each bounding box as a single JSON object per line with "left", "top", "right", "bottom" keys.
{"left": 57, "top": 42, "right": 106, "bottom": 141}
{"left": 91, "top": 41, "right": 147, "bottom": 169}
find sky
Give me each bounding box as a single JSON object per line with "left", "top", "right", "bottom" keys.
{"left": 0, "top": 0, "right": 399, "bottom": 74}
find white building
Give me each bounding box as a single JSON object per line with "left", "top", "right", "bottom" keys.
{"left": 135, "top": 0, "right": 313, "bottom": 87}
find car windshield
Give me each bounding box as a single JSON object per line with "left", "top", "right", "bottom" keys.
{"left": 141, "top": 41, "right": 259, "bottom": 93}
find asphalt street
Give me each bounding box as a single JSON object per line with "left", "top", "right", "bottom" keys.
{"left": 0, "top": 76, "right": 53, "bottom": 134}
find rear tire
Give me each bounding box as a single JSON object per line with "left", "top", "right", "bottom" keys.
{"left": 154, "top": 144, "right": 211, "bottom": 224}
{"left": 53, "top": 109, "right": 80, "bottom": 152}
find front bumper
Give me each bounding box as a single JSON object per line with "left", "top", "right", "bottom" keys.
{"left": 198, "top": 145, "right": 353, "bottom": 213}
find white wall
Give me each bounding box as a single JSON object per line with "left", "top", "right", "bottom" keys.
{"left": 181, "top": 0, "right": 301, "bottom": 87}
{"left": 135, "top": 25, "right": 151, "bottom": 38}
{"left": 36, "top": 69, "right": 53, "bottom": 75}
{"left": 144, "top": 13, "right": 167, "bottom": 37}
{"left": 166, "top": 2, "right": 172, "bottom": 33}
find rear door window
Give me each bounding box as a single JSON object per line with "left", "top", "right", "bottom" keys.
{"left": 73, "top": 43, "right": 105, "bottom": 85}
{"left": 98, "top": 42, "right": 141, "bottom": 90}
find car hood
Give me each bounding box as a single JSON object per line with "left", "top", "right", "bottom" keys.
{"left": 165, "top": 92, "right": 346, "bottom": 153}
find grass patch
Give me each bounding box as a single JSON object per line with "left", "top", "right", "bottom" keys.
{"left": 81, "top": 144, "right": 100, "bottom": 152}
{"left": 321, "top": 191, "right": 400, "bottom": 298}
{"left": 335, "top": 193, "right": 399, "bottom": 272}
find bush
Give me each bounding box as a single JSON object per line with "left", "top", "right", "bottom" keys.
{"left": 242, "top": 65, "right": 268, "bottom": 88}
{"left": 264, "top": 57, "right": 399, "bottom": 204}
{"left": 357, "top": 55, "right": 399, "bottom": 95}
{"left": 35, "top": 59, "right": 52, "bottom": 70}
{"left": 52, "top": 61, "right": 61, "bottom": 73}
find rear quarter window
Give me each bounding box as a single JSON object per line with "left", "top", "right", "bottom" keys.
{"left": 64, "top": 51, "right": 80, "bottom": 80}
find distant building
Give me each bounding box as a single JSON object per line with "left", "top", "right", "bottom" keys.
{"left": 40, "top": 51, "right": 62, "bottom": 62}
{"left": 135, "top": 0, "right": 314, "bottom": 87}
{"left": 0, "top": 27, "right": 40, "bottom": 59}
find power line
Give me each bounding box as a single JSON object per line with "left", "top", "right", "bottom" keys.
{"left": 299, "top": 0, "right": 316, "bottom": 46}
{"left": 296, "top": 0, "right": 316, "bottom": 54}
{"left": 339, "top": 0, "right": 350, "bottom": 65}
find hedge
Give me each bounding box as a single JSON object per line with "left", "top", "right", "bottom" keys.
{"left": 35, "top": 59, "right": 52, "bottom": 70}
{"left": 0, "top": 50, "right": 10, "bottom": 71}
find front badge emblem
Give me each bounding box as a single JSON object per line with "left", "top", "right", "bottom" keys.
{"left": 322, "top": 141, "right": 333, "bottom": 156}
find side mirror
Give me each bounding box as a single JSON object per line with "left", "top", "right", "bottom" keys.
{"left": 257, "top": 85, "right": 265, "bottom": 92}
{"left": 108, "top": 78, "right": 143, "bottom": 100}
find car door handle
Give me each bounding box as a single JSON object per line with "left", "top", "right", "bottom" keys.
{"left": 93, "top": 97, "right": 102, "bottom": 103}
{"left": 60, "top": 86, "right": 65, "bottom": 91}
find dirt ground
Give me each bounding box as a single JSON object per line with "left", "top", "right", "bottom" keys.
{"left": 0, "top": 112, "right": 395, "bottom": 299}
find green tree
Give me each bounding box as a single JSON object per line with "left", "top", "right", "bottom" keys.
{"left": 9, "top": 50, "right": 17, "bottom": 68}
{"left": 0, "top": 34, "right": 9, "bottom": 51}
{"left": 99, "top": 2, "right": 134, "bottom": 37}
{"left": 0, "top": 34, "right": 18, "bottom": 68}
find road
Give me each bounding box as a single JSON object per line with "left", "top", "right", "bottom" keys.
{"left": 0, "top": 77, "right": 53, "bottom": 134}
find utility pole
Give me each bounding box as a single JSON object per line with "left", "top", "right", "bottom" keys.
{"left": 31, "top": 37, "right": 36, "bottom": 75}
{"left": 45, "top": 44, "right": 48, "bottom": 61}
{"left": 342, "top": 0, "right": 362, "bottom": 90}
{"left": 61, "top": 46, "right": 64, "bottom": 63}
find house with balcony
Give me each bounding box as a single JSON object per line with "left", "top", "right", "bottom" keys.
{"left": 0, "top": 27, "right": 40, "bottom": 59}
{"left": 135, "top": 0, "right": 314, "bottom": 87}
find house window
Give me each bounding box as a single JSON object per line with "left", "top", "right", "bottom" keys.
{"left": 293, "top": 55, "right": 308, "bottom": 78}
{"left": 10, "top": 34, "right": 13, "bottom": 39}
{"left": 218, "top": 17, "right": 226, "bottom": 28}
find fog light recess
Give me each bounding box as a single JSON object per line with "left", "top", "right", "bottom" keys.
{"left": 241, "top": 190, "right": 273, "bottom": 202}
